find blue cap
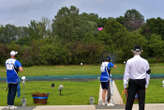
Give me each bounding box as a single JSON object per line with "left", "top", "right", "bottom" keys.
{"left": 106, "top": 56, "right": 111, "bottom": 61}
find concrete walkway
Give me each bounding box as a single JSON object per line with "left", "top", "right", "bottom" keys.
{"left": 0, "top": 105, "right": 95, "bottom": 110}
{"left": 98, "top": 80, "right": 123, "bottom": 105}
{"left": 0, "top": 104, "right": 164, "bottom": 110}
{"left": 97, "top": 104, "right": 164, "bottom": 110}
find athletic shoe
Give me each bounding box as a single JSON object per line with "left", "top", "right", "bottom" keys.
{"left": 7, "top": 105, "right": 11, "bottom": 110}
{"left": 107, "top": 103, "right": 114, "bottom": 106}
{"left": 8, "top": 105, "right": 17, "bottom": 110}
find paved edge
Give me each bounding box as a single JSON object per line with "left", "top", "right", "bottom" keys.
{"left": 98, "top": 80, "right": 123, "bottom": 105}
{"left": 0, "top": 104, "right": 164, "bottom": 110}
{"left": 34, "top": 105, "right": 96, "bottom": 110}
{"left": 112, "top": 80, "right": 123, "bottom": 104}
{"left": 0, "top": 105, "right": 96, "bottom": 110}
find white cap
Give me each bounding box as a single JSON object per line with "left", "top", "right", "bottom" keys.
{"left": 10, "top": 50, "right": 18, "bottom": 56}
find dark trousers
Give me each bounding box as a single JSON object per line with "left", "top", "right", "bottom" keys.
{"left": 126, "top": 79, "right": 146, "bottom": 110}
{"left": 7, "top": 83, "right": 18, "bottom": 105}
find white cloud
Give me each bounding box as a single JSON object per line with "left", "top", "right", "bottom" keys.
{"left": 61, "top": 0, "right": 80, "bottom": 6}
{"left": 0, "top": 0, "right": 57, "bottom": 26}
{"left": 0, "top": 0, "right": 31, "bottom": 9}
{"left": 0, "top": 0, "right": 164, "bottom": 26}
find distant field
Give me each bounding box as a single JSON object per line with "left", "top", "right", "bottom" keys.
{"left": 115, "top": 79, "right": 164, "bottom": 103}
{"left": 0, "top": 63, "right": 163, "bottom": 78}
{"left": 0, "top": 64, "right": 121, "bottom": 78}
{"left": 0, "top": 80, "right": 99, "bottom": 106}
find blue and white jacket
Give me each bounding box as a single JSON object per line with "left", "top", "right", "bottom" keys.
{"left": 5, "top": 58, "right": 22, "bottom": 84}
{"left": 100, "top": 61, "right": 114, "bottom": 82}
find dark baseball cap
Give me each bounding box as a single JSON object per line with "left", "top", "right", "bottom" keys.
{"left": 133, "top": 46, "right": 142, "bottom": 52}
{"left": 106, "top": 56, "right": 111, "bottom": 61}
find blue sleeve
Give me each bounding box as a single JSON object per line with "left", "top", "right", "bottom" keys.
{"left": 15, "top": 60, "right": 22, "bottom": 68}
{"left": 107, "top": 62, "right": 114, "bottom": 69}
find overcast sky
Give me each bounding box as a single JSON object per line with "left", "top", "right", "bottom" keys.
{"left": 0, "top": 0, "right": 164, "bottom": 26}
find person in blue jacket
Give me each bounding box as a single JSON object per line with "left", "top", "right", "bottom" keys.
{"left": 100, "top": 56, "right": 116, "bottom": 106}
{"left": 5, "top": 50, "right": 23, "bottom": 109}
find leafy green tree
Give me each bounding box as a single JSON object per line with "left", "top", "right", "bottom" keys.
{"left": 15, "top": 26, "right": 31, "bottom": 45}
{"left": 97, "top": 17, "right": 108, "bottom": 27}
{"left": 0, "top": 44, "right": 9, "bottom": 65}
{"left": 28, "top": 19, "right": 50, "bottom": 40}
{"left": 141, "top": 17, "right": 164, "bottom": 40}
{"left": 52, "top": 6, "right": 98, "bottom": 42}
{"left": 96, "top": 31, "right": 112, "bottom": 45}
{"left": 148, "top": 34, "right": 164, "bottom": 57}
{"left": 80, "top": 13, "right": 99, "bottom": 24}
{"left": 65, "top": 41, "right": 104, "bottom": 64}
{"left": 103, "top": 18, "right": 129, "bottom": 61}
{"left": 126, "top": 31, "right": 148, "bottom": 57}
{"left": 104, "top": 18, "right": 127, "bottom": 35}
{"left": 0, "top": 24, "right": 18, "bottom": 43}
{"left": 52, "top": 6, "right": 79, "bottom": 41}
{"left": 124, "top": 9, "right": 144, "bottom": 31}
{"left": 116, "top": 16, "right": 126, "bottom": 25}
{"left": 1, "top": 6, "right": 164, "bottom": 65}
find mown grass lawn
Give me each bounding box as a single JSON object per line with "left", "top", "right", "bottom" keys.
{"left": 0, "top": 63, "right": 164, "bottom": 105}
{"left": 0, "top": 80, "right": 99, "bottom": 106}
{"left": 0, "top": 63, "right": 163, "bottom": 78}
{"left": 0, "top": 65, "right": 115, "bottom": 77}
{"left": 115, "top": 79, "right": 164, "bottom": 103}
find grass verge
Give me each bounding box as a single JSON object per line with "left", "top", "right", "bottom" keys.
{"left": 0, "top": 80, "right": 99, "bottom": 106}
{"left": 115, "top": 79, "right": 164, "bottom": 103}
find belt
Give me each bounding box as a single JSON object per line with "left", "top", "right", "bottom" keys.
{"left": 130, "top": 78, "right": 145, "bottom": 81}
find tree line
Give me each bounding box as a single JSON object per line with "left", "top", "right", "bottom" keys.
{"left": 0, "top": 6, "right": 164, "bottom": 66}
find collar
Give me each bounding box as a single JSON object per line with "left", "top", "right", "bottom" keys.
{"left": 134, "top": 55, "right": 141, "bottom": 58}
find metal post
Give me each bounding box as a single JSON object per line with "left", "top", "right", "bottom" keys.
{"left": 21, "top": 76, "right": 27, "bottom": 107}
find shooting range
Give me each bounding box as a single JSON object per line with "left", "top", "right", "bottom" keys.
{"left": 0, "top": 0, "right": 164, "bottom": 110}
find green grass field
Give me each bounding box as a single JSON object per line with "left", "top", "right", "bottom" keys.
{"left": 0, "top": 80, "right": 99, "bottom": 106}
{"left": 0, "top": 63, "right": 164, "bottom": 105}
{"left": 115, "top": 79, "right": 164, "bottom": 103}
{"left": 0, "top": 63, "right": 164, "bottom": 78}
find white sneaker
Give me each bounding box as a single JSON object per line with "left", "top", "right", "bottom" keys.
{"left": 107, "top": 103, "right": 114, "bottom": 106}
{"left": 8, "top": 105, "right": 17, "bottom": 110}
{"left": 7, "top": 105, "right": 11, "bottom": 110}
